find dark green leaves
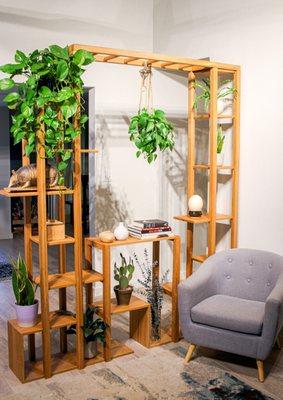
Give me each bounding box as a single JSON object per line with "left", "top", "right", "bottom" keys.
{"left": 0, "top": 44, "right": 95, "bottom": 183}
{"left": 129, "top": 108, "right": 174, "bottom": 163}
{"left": 0, "top": 78, "right": 14, "bottom": 90}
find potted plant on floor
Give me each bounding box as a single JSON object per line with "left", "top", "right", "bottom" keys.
{"left": 217, "top": 125, "right": 225, "bottom": 165}
{"left": 114, "top": 253, "right": 135, "bottom": 305}
{"left": 11, "top": 255, "right": 38, "bottom": 327}
{"left": 66, "top": 306, "right": 107, "bottom": 359}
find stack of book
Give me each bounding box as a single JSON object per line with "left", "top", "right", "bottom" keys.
{"left": 128, "top": 219, "right": 172, "bottom": 239}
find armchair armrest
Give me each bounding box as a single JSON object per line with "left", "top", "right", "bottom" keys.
{"left": 259, "top": 275, "right": 283, "bottom": 360}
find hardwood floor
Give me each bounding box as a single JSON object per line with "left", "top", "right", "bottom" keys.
{"left": 0, "top": 233, "right": 282, "bottom": 399}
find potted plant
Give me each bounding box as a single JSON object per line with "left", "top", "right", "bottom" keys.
{"left": 0, "top": 45, "right": 94, "bottom": 184}
{"left": 66, "top": 306, "right": 107, "bottom": 359}
{"left": 217, "top": 125, "right": 225, "bottom": 165}
{"left": 114, "top": 253, "right": 135, "bottom": 305}
{"left": 11, "top": 255, "right": 38, "bottom": 327}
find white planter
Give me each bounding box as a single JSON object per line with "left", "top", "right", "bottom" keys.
{"left": 114, "top": 222, "right": 129, "bottom": 240}
{"left": 84, "top": 341, "right": 98, "bottom": 359}
{"left": 217, "top": 153, "right": 224, "bottom": 166}
{"left": 15, "top": 299, "right": 39, "bottom": 327}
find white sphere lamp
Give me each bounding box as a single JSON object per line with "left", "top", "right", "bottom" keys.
{"left": 188, "top": 195, "right": 203, "bottom": 217}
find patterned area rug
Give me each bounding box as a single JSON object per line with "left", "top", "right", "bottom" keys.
{"left": 0, "top": 250, "right": 12, "bottom": 281}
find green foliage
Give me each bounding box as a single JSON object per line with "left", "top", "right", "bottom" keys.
{"left": 66, "top": 306, "right": 107, "bottom": 344}
{"left": 128, "top": 108, "right": 175, "bottom": 163}
{"left": 11, "top": 255, "right": 36, "bottom": 306}
{"left": 217, "top": 125, "right": 225, "bottom": 154}
{"left": 114, "top": 253, "right": 135, "bottom": 290}
{"left": 0, "top": 45, "right": 95, "bottom": 184}
{"left": 193, "top": 78, "right": 236, "bottom": 111}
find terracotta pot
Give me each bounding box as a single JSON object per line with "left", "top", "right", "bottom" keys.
{"left": 84, "top": 341, "right": 98, "bottom": 359}
{"left": 15, "top": 299, "right": 39, "bottom": 327}
{"left": 114, "top": 285, "right": 133, "bottom": 305}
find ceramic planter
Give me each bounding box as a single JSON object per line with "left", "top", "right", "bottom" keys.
{"left": 15, "top": 299, "right": 39, "bottom": 327}
{"left": 114, "top": 222, "right": 129, "bottom": 240}
{"left": 114, "top": 285, "right": 133, "bottom": 305}
{"left": 84, "top": 340, "right": 98, "bottom": 359}
{"left": 217, "top": 152, "right": 224, "bottom": 166}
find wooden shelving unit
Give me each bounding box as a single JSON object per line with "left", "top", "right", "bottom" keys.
{"left": 2, "top": 44, "right": 239, "bottom": 382}
{"left": 174, "top": 68, "right": 240, "bottom": 277}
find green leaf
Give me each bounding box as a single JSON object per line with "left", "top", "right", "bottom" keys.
{"left": 56, "top": 87, "right": 73, "bottom": 102}
{"left": 21, "top": 102, "right": 32, "bottom": 118}
{"left": 25, "top": 143, "right": 35, "bottom": 156}
{"left": 26, "top": 279, "right": 35, "bottom": 305}
{"left": 49, "top": 44, "right": 69, "bottom": 60}
{"left": 12, "top": 269, "right": 20, "bottom": 304}
{"left": 80, "top": 114, "right": 88, "bottom": 124}
{"left": 56, "top": 60, "right": 69, "bottom": 81}
{"left": 15, "top": 50, "right": 28, "bottom": 64}
{"left": 58, "top": 161, "right": 68, "bottom": 171}
{"left": 73, "top": 49, "right": 94, "bottom": 66}
{"left": 61, "top": 97, "right": 78, "bottom": 119}
{"left": 3, "top": 92, "right": 19, "bottom": 104}
{"left": 0, "top": 78, "right": 14, "bottom": 90}
{"left": 0, "top": 63, "right": 23, "bottom": 74}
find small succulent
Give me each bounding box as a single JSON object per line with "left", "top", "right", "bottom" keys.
{"left": 114, "top": 253, "right": 135, "bottom": 290}
{"left": 11, "top": 254, "right": 37, "bottom": 305}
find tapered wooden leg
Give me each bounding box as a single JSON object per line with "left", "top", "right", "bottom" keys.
{"left": 256, "top": 360, "right": 265, "bottom": 382}
{"left": 276, "top": 337, "right": 281, "bottom": 349}
{"left": 184, "top": 344, "right": 196, "bottom": 364}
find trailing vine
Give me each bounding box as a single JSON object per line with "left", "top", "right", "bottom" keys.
{"left": 0, "top": 45, "right": 95, "bottom": 184}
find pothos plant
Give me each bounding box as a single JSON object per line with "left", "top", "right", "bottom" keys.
{"left": 128, "top": 108, "right": 175, "bottom": 164}
{"left": 193, "top": 78, "right": 236, "bottom": 111}
{"left": 0, "top": 45, "right": 95, "bottom": 184}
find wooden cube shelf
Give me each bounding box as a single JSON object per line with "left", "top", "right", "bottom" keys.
{"left": 34, "top": 270, "right": 103, "bottom": 290}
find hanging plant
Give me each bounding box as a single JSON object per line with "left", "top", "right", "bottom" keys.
{"left": 193, "top": 78, "right": 236, "bottom": 111}
{"left": 0, "top": 45, "right": 95, "bottom": 184}
{"left": 128, "top": 65, "right": 175, "bottom": 164}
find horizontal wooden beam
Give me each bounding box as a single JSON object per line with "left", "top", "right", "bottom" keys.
{"left": 69, "top": 44, "right": 240, "bottom": 71}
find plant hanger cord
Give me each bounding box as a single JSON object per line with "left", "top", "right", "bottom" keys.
{"left": 139, "top": 62, "right": 153, "bottom": 112}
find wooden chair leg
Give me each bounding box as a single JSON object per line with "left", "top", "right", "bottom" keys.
{"left": 184, "top": 344, "right": 196, "bottom": 364}
{"left": 256, "top": 360, "right": 265, "bottom": 382}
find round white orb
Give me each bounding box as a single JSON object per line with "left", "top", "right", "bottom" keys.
{"left": 188, "top": 195, "right": 203, "bottom": 212}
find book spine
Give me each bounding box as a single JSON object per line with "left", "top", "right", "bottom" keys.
{"left": 133, "top": 222, "right": 169, "bottom": 229}
{"left": 128, "top": 226, "right": 171, "bottom": 234}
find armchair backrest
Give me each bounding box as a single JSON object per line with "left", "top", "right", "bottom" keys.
{"left": 205, "top": 249, "right": 283, "bottom": 302}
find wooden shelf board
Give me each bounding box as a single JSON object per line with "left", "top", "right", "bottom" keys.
{"left": 192, "top": 254, "right": 208, "bottom": 263}
{"left": 162, "top": 282, "right": 172, "bottom": 296}
{"left": 31, "top": 235, "right": 75, "bottom": 246}
{"left": 34, "top": 270, "right": 103, "bottom": 290}
{"left": 174, "top": 213, "right": 232, "bottom": 224}
{"left": 87, "top": 234, "right": 177, "bottom": 249}
{"left": 193, "top": 164, "right": 234, "bottom": 170}
{"left": 94, "top": 295, "right": 149, "bottom": 315}
{"left": 9, "top": 311, "right": 76, "bottom": 335}
{"left": 150, "top": 330, "right": 172, "bottom": 348}
{"left": 0, "top": 187, "right": 74, "bottom": 197}
{"left": 194, "top": 114, "right": 234, "bottom": 120}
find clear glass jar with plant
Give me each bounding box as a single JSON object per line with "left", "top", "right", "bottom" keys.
{"left": 66, "top": 306, "right": 107, "bottom": 359}
{"left": 11, "top": 254, "right": 38, "bottom": 327}
{"left": 114, "top": 253, "right": 135, "bottom": 305}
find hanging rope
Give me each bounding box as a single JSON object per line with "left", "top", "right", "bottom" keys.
{"left": 138, "top": 62, "right": 153, "bottom": 112}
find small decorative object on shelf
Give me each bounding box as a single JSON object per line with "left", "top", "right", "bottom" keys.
{"left": 114, "top": 222, "right": 129, "bottom": 240}
{"left": 128, "top": 219, "right": 172, "bottom": 239}
{"left": 188, "top": 195, "right": 203, "bottom": 217}
{"left": 99, "top": 230, "right": 115, "bottom": 243}
{"left": 11, "top": 255, "right": 38, "bottom": 327}
{"left": 46, "top": 219, "right": 65, "bottom": 241}
{"left": 217, "top": 125, "right": 225, "bottom": 166}
{"left": 7, "top": 164, "right": 58, "bottom": 190}
{"left": 114, "top": 253, "right": 135, "bottom": 305}
{"left": 134, "top": 249, "right": 168, "bottom": 341}
{"left": 66, "top": 306, "right": 107, "bottom": 359}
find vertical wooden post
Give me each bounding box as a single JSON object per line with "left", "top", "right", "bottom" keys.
{"left": 152, "top": 241, "right": 160, "bottom": 278}
{"left": 186, "top": 223, "right": 194, "bottom": 277}
{"left": 73, "top": 98, "right": 84, "bottom": 369}
{"left": 171, "top": 236, "right": 180, "bottom": 341}
{"left": 188, "top": 72, "right": 196, "bottom": 199}
{"left": 102, "top": 245, "right": 111, "bottom": 361}
{"left": 231, "top": 69, "right": 240, "bottom": 248}
{"left": 58, "top": 195, "right": 67, "bottom": 353}
{"left": 84, "top": 240, "right": 93, "bottom": 306}
{"left": 37, "top": 110, "right": 52, "bottom": 378}
{"left": 208, "top": 67, "right": 218, "bottom": 255}
{"left": 22, "top": 140, "right": 35, "bottom": 361}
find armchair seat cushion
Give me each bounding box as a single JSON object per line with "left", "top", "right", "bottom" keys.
{"left": 191, "top": 294, "right": 265, "bottom": 335}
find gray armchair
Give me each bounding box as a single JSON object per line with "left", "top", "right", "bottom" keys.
{"left": 178, "top": 248, "right": 283, "bottom": 382}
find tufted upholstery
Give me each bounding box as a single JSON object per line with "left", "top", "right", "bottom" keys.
{"left": 178, "top": 249, "right": 283, "bottom": 361}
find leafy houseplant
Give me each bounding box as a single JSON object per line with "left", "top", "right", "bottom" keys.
{"left": 129, "top": 108, "right": 175, "bottom": 164}
{"left": 114, "top": 253, "right": 135, "bottom": 305}
{"left": 193, "top": 78, "right": 236, "bottom": 111}
{"left": 11, "top": 255, "right": 38, "bottom": 327}
{"left": 66, "top": 306, "right": 107, "bottom": 359}
{"left": 0, "top": 45, "right": 95, "bottom": 184}
{"left": 134, "top": 249, "right": 168, "bottom": 341}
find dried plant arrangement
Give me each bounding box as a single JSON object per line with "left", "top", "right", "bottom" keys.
{"left": 133, "top": 249, "right": 168, "bottom": 341}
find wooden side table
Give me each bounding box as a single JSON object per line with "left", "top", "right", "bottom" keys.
{"left": 85, "top": 235, "right": 181, "bottom": 361}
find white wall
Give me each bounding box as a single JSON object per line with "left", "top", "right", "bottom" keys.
{"left": 153, "top": 0, "right": 283, "bottom": 255}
